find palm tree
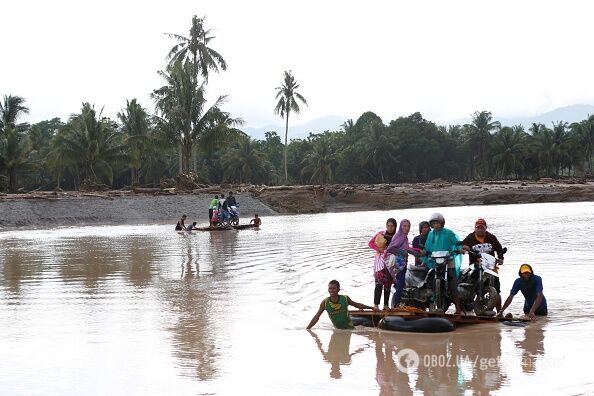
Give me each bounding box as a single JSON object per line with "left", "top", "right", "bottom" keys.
{"left": 0, "top": 127, "right": 32, "bottom": 192}
{"left": 274, "top": 71, "right": 307, "bottom": 183}
{"left": 221, "top": 137, "right": 268, "bottom": 183}
{"left": 359, "top": 120, "right": 396, "bottom": 182}
{"left": 152, "top": 61, "right": 242, "bottom": 174}
{"left": 0, "top": 95, "right": 29, "bottom": 132}
{"left": 301, "top": 138, "right": 336, "bottom": 184}
{"left": 166, "top": 15, "right": 227, "bottom": 82}
{"left": 550, "top": 121, "right": 571, "bottom": 176}
{"left": 465, "top": 111, "right": 501, "bottom": 178}
{"left": 118, "top": 99, "right": 151, "bottom": 185}
{"left": 491, "top": 126, "right": 526, "bottom": 178}
{"left": 60, "top": 103, "right": 126, "bottom": 185}
{"left": 571, "top": 115, "right": 594, "bottom": 174}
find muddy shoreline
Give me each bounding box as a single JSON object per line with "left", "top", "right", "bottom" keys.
{"left": 1, "top": 180, "right": 593, "bottom": 228}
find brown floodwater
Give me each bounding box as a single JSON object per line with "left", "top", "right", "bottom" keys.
{"left": 1, "top": 202, "right": 593, "bottom": 395}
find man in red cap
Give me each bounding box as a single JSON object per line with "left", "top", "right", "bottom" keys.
{"left": 462, "top": 218, "right": 506, "bottom": 310}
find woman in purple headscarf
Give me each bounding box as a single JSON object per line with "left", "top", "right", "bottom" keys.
{"left": 385, "top": 219, "right": 413, "bottom": 307}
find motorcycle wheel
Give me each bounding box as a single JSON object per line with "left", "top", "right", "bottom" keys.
{"left": 429, "top": 278, "right": 446, "bottom": 313}
{"left": 473, "top": 286, "right": 498, "bottom": 316}
{"left": 231, "top": 216, "right": 239, "bottom": 226}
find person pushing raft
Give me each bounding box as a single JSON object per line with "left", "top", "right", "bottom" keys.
{"left": 175, "top": 214, "right": 187, "bottom": 231}
{"left": 307, "top": 280, "right": 375, "bottom": 329}
{"left": 498, "top": 264, "right": 548, "bottom": 320}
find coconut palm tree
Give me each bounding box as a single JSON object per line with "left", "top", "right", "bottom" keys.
{"left": 152, "top": 61, "right": 242, "bottom": 174}
{"left": 465, "top": 111, "right": 501, "bottom": 178}
{"left": 491, "top": 126, "right": 526, "bottom": 178}
{"left": 274, "top": 70, "right": 307, "bottom": 183}
{"left": 301, "top": 138, "right": 336, "bottom": 184}
{"left": 118, "top": 99, "right": 151, "bottom": 185}
{"left": 166, "top": 15, "right": 227, "bottom": 82}
{"left": 359, "top": 120, "right": 396, "bottom": 182}
{"left": 0, "top": 95, "right": 29, "bottom": 132}
{"left": 571, "top": 115, "right": 594, "bottom": 174}
{"left": 59, "top": 103, "right": 126, "bottom": 185}
{"left": 221, "top": 137, "right": 268, "bottom": 183}
{"left": 0, "top": 127, "right": 33, "bottom": 192}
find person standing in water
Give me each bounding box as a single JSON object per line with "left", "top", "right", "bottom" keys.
{"left": 307, "top": 280, "right": 375, "bottom": 329}
{"left": 369, "top": 218, "right": 397, "bottom": 310}
{"left": 250, "top": 214, "right": 262, "bottom": 226}
{"left": 175, "top": 214, "right": 187, "bottom": 231}
{"left": 498, "top": 264, "right": 547, "bottom": 320}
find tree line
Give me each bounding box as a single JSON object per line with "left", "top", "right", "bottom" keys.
{"left": 1, "top": 17, "right": 593, "bottom": 193}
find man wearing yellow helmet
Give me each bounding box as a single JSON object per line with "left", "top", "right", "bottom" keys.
{"left": 497, "top": 264, "right": 548, "bottom": 320}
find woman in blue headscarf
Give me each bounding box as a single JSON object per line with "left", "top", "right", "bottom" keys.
{"left": 423, "top": 213, "right": 464, "bottom": 314}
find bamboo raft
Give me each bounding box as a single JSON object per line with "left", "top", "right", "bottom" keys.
{"left": 193, "top": 224, "right": 258, "bottom": 232}
{"left": 349, "top": 307, "right": 531, "bottom": 326}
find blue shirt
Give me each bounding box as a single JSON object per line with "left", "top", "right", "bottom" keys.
{"left": 510, "top": 275, "right": 547, "bottom": 311}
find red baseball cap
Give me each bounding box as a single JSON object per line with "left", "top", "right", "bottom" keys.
{"left": 475, "top": 218, "right": 487, "bottom": 228}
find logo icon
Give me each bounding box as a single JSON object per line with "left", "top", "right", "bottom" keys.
{"left": 395, "top": 348, "right": 420, "bottom": 373}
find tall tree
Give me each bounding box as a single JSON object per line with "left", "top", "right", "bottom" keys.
{"left": 359, "top": 120, "right": 396, "bottom": 182}
{"left": 571, "top": 115, "right": 594, "bottom": 174}
{"left": 221, "top": 137, "right": 268, "bottom": 183}
{"left": 118, "top": 99, "right": 151, "bottom": 185}
{"left": 0, "top": 127, "right": 32, "bottom": 192}
{"left": 274, "top": 70, "right": 307, "bottom": 183}
{"left": 152, "top": 61, "right": 242, "bottom": 174}
{"left": 491, "top": 126, "right": 526, "bottom": 178}
{"left": 465, "top": 111, "right": 501, "bottom": 178}
{"left": 166, "top": 15, "right": 227, "bottom": 82}
{"left": 60, "top": 103, "right": 126, "bottom": 185}
{"left": 301, "top": 137, "right": 336, "bottom": 184}
{"left": 0, "top": 95, "right": 29, "bottom": 132}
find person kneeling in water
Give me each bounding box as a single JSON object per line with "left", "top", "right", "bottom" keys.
{"left": 498, "top": 264, "right": 548, "bottom": 320}
{"left": 307, "top": 280, "right": 376, "bottom": 329}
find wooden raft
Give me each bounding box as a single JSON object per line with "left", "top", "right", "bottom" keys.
{"left": 192, "top": 224, "right": 258, "bottom": 232}
{"left": 349, "top": 307, "right": 531, "bottom": 325}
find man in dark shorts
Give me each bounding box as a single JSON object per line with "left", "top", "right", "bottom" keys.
{"left": 462, "top": 218, "right": 505, "bottom": 310}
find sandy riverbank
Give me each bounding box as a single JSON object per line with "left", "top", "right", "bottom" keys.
{"left": 1, "top": 180, "right": 593, "bottom": 228}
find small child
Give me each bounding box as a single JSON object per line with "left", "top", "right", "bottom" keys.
{"left": 186, "top": 221, "right": 197, "bottom": 231}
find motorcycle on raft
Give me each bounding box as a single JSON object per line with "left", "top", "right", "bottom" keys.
{"left": 211, "top": 205, "right": 240, "bottom": 227}
{"left": 400, "top": 244, "right": 506, "bottom": 315}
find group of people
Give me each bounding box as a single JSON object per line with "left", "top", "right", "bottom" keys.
{"left": 208, "top": 192, "right": 238, "bottom": 226}
{"left": 174, "top": 191, "right": 262, "bottom": 231}
{"left": 308, "top": 213, "right": 548, "bottom": 330}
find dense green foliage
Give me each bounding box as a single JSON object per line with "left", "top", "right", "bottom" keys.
{"left": 1, "top": 17, "right": 593, "bottom": 192}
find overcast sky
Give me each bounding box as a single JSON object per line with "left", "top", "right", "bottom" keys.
{"left": 1, "top": 0, "right": 593, "bottom": 128}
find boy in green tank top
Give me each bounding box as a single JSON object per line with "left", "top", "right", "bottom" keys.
{"left": 307, "top": 280, "right": 375, "bottom": 329}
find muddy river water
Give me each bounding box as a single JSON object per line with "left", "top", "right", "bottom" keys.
{"left": 1, "top": 202, "right": 593, "bottom": 395}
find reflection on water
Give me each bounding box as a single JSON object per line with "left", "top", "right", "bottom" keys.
{"left": 1, "top": 203, "right": 594, "bottom": 395}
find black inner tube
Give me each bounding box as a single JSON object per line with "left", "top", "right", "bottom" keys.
{"left": 381, "top": 316, "right": 454, "bottom": 333}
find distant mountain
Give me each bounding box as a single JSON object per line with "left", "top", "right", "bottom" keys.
{"left": 448, "top": 104, "right": 594, "bottom": 128}
{"left": 243, "top": 115, "right": 346, "bottom": 140}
